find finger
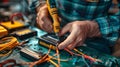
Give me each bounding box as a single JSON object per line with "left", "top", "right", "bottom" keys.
{"left": 43, "top": 24, "right": 53, "bottom": 33}
{"left": 37, "top": 20, "right": 45, "bottom": 30}
{"left": 37, "top": 7, "right": 53, "bottom": 32}
{"left": 42, "top": 16, "right": 53, "bottom": 32}
{"left": 40, "top": 22, "right": 52, "bottom": 33}
{"left": 59, "top": 23, "right": 71, "bottom": 36}
{"left": 37, "top": 15, "right": 53, "bottom": 32}
{"left": 58, "top": 26, "right": 79, "bottom": 49}
{"left": 36, "top": 12, "right": 45, "bottom": 30}
{"left": 76, "top": 33, "right": 86, "bottom": 47}
{"left": 58, "top": 17, "right": 62, "bottom": 22}
{"left": 67, "top": 43, "right": 76, "bottom": 50}
{"left": 67, "top": 37, "right": 81, "bottom": 50}
{"left": 77, "top": 40, "right": 85, "bottom": 46}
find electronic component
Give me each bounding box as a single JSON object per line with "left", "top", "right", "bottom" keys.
{"left": 39, "top": 34, "right": 56, "bottom": 50}
{"left": 39, "top": 34, "right": 120, "bottom": 67}
{"left": 0, "top": 26, "right": 8, "bottom": 38}
{"left": 39, "top": 33, "right": 66, "bottom": 50}
{"left": 20, "top": 47, "right": 43, "bottom": 61}
{"left": 0, "top": 13, "right": 29, "bottom": 33}
{"left": 11, "top": 28, "right": 37, "bottom": 40}
{"left": 0, "top": 21, "right": 29, "bottom": 32}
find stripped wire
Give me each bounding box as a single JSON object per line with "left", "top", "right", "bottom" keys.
{"left": 81, "top": 55, "right": 90, "bottom": 67}
{"left": 74, "top": 48, "right": 102, "bottom": 62}
{"left": 63, "top": 48, "right": 102, "bottom": 63}
{"left": 56, "top": 43, "right": 60, "bottom": 67}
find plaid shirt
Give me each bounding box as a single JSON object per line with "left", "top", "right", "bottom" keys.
{"left": 30, "top": 0, "right": 120, "bottom": 45}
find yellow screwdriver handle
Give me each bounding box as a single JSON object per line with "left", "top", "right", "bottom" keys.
{"left": 47, "top": 0, "right": 60, "bottom": 33}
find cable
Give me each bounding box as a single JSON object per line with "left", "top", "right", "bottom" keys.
{"left": 0, "top": 50, "right": 12, "bottom": 57}
{"left": 74, "top": 48, "right": 102, "bottom": 62}
{"left": 0, "top": 36, "right": 19, "bottom": 57}
{"left": 27, "top": 45, "right": 59, "bottom": 67}
{"left": 10, "top": 13, "right": 24, "bottom": 24}
{"left": 56, "top": 44, "right": 60, "bottom": 67}
{"left": 81, "top": 55, "right": 90, "bottom": 67}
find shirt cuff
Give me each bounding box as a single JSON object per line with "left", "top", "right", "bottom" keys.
{"left": 95, "top": 16, "right": 120, "bottom": 45}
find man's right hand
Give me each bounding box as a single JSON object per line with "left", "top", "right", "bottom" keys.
{"left": 36, "top": 4, "right": 53, "bottom": 33}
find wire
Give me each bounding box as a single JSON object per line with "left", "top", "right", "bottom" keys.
{"left": 0, "top": 37, "right": 19, "bottom": 51}
{"left": 81, "top": 55, "right": 90, "bottom": 67}
{"left": 29, "top": 45, "right": 52, "bottom": 67}
{"left": 51, "top": 57, "right": 70, "bottom": 62}
{"left": 10, "top": 13, "right": 24, "bottom": 24}
{"left": 27, "top": 45, "right": 60, "bottom": 67}
{"left": 0, "top": 50, "right": 12, "bottom": 57}
{"left": 73, "top": 48, "right": 84, "bottom": 55}
{"left": 56, "top": 44, "right": 60, "bottom": 67}
{"left": 49, "top": 60, "right": 59, "bottom": 67}
{"left": 64, "top": 48, "right": 81, "bottom": 56}
{"left": 0, "top": 36, "right": 19, "bottom": 57}
{"left": 74, "top": 48, "right": 102, "bottom": 62}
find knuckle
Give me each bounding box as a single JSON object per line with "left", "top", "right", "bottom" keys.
{"left": 37, "top": 12, "right": 40, "bottom": 16}
{"left": 72, "top": 23, "right": 79, "bottom": 28}
{"left": 66, "top": 23, "right": 71, "bottom": 27}
{"left": 41, "top": 16, "right": 44, "bottom": 21}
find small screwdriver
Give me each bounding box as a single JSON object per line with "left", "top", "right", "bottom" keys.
{"left": 47, "top": 0, "right": 60, "bottom": 41}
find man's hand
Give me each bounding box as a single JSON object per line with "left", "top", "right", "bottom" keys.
{"left": 58, "top": 21, "right": 101, "bottom": 50}
{"left": 36, "top": 4, "right": 53, "bottom": 33}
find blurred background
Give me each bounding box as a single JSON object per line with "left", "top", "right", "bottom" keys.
{"left": 0, "top": 0, "right": 34, "bottom": 25}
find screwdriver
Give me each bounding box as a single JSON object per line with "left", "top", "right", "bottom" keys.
{"left": 47, "top": 0, "right": 60, "bottom": 42}
{"left": 47, "top": 1, "right": 61, "bottom": 66}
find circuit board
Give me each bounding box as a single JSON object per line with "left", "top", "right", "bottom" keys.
{"left": 0, "top": 25, "right": 120, "bottom": 67}
{"left": 19, "top": 33, "right": 120, "bottom": 67}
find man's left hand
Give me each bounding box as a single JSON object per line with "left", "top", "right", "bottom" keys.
{"left": 58, "top": 20, "right": 101, "bottom": 50}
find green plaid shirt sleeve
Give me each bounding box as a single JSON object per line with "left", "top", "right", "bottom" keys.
{"left": 95, "top": 10, "right": 120, "bottom": 43}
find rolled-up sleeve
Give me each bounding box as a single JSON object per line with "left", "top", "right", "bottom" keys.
{"left": 95, "top": 9, "right": 120, "bottom": 45}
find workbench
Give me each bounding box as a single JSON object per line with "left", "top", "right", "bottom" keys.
{"left": 0, "top": 28, "right": 120, "bottom": 67}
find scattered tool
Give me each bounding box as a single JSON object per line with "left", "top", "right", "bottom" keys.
{"left": 0, "top": 13, "right": 29, "bottom": 32}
